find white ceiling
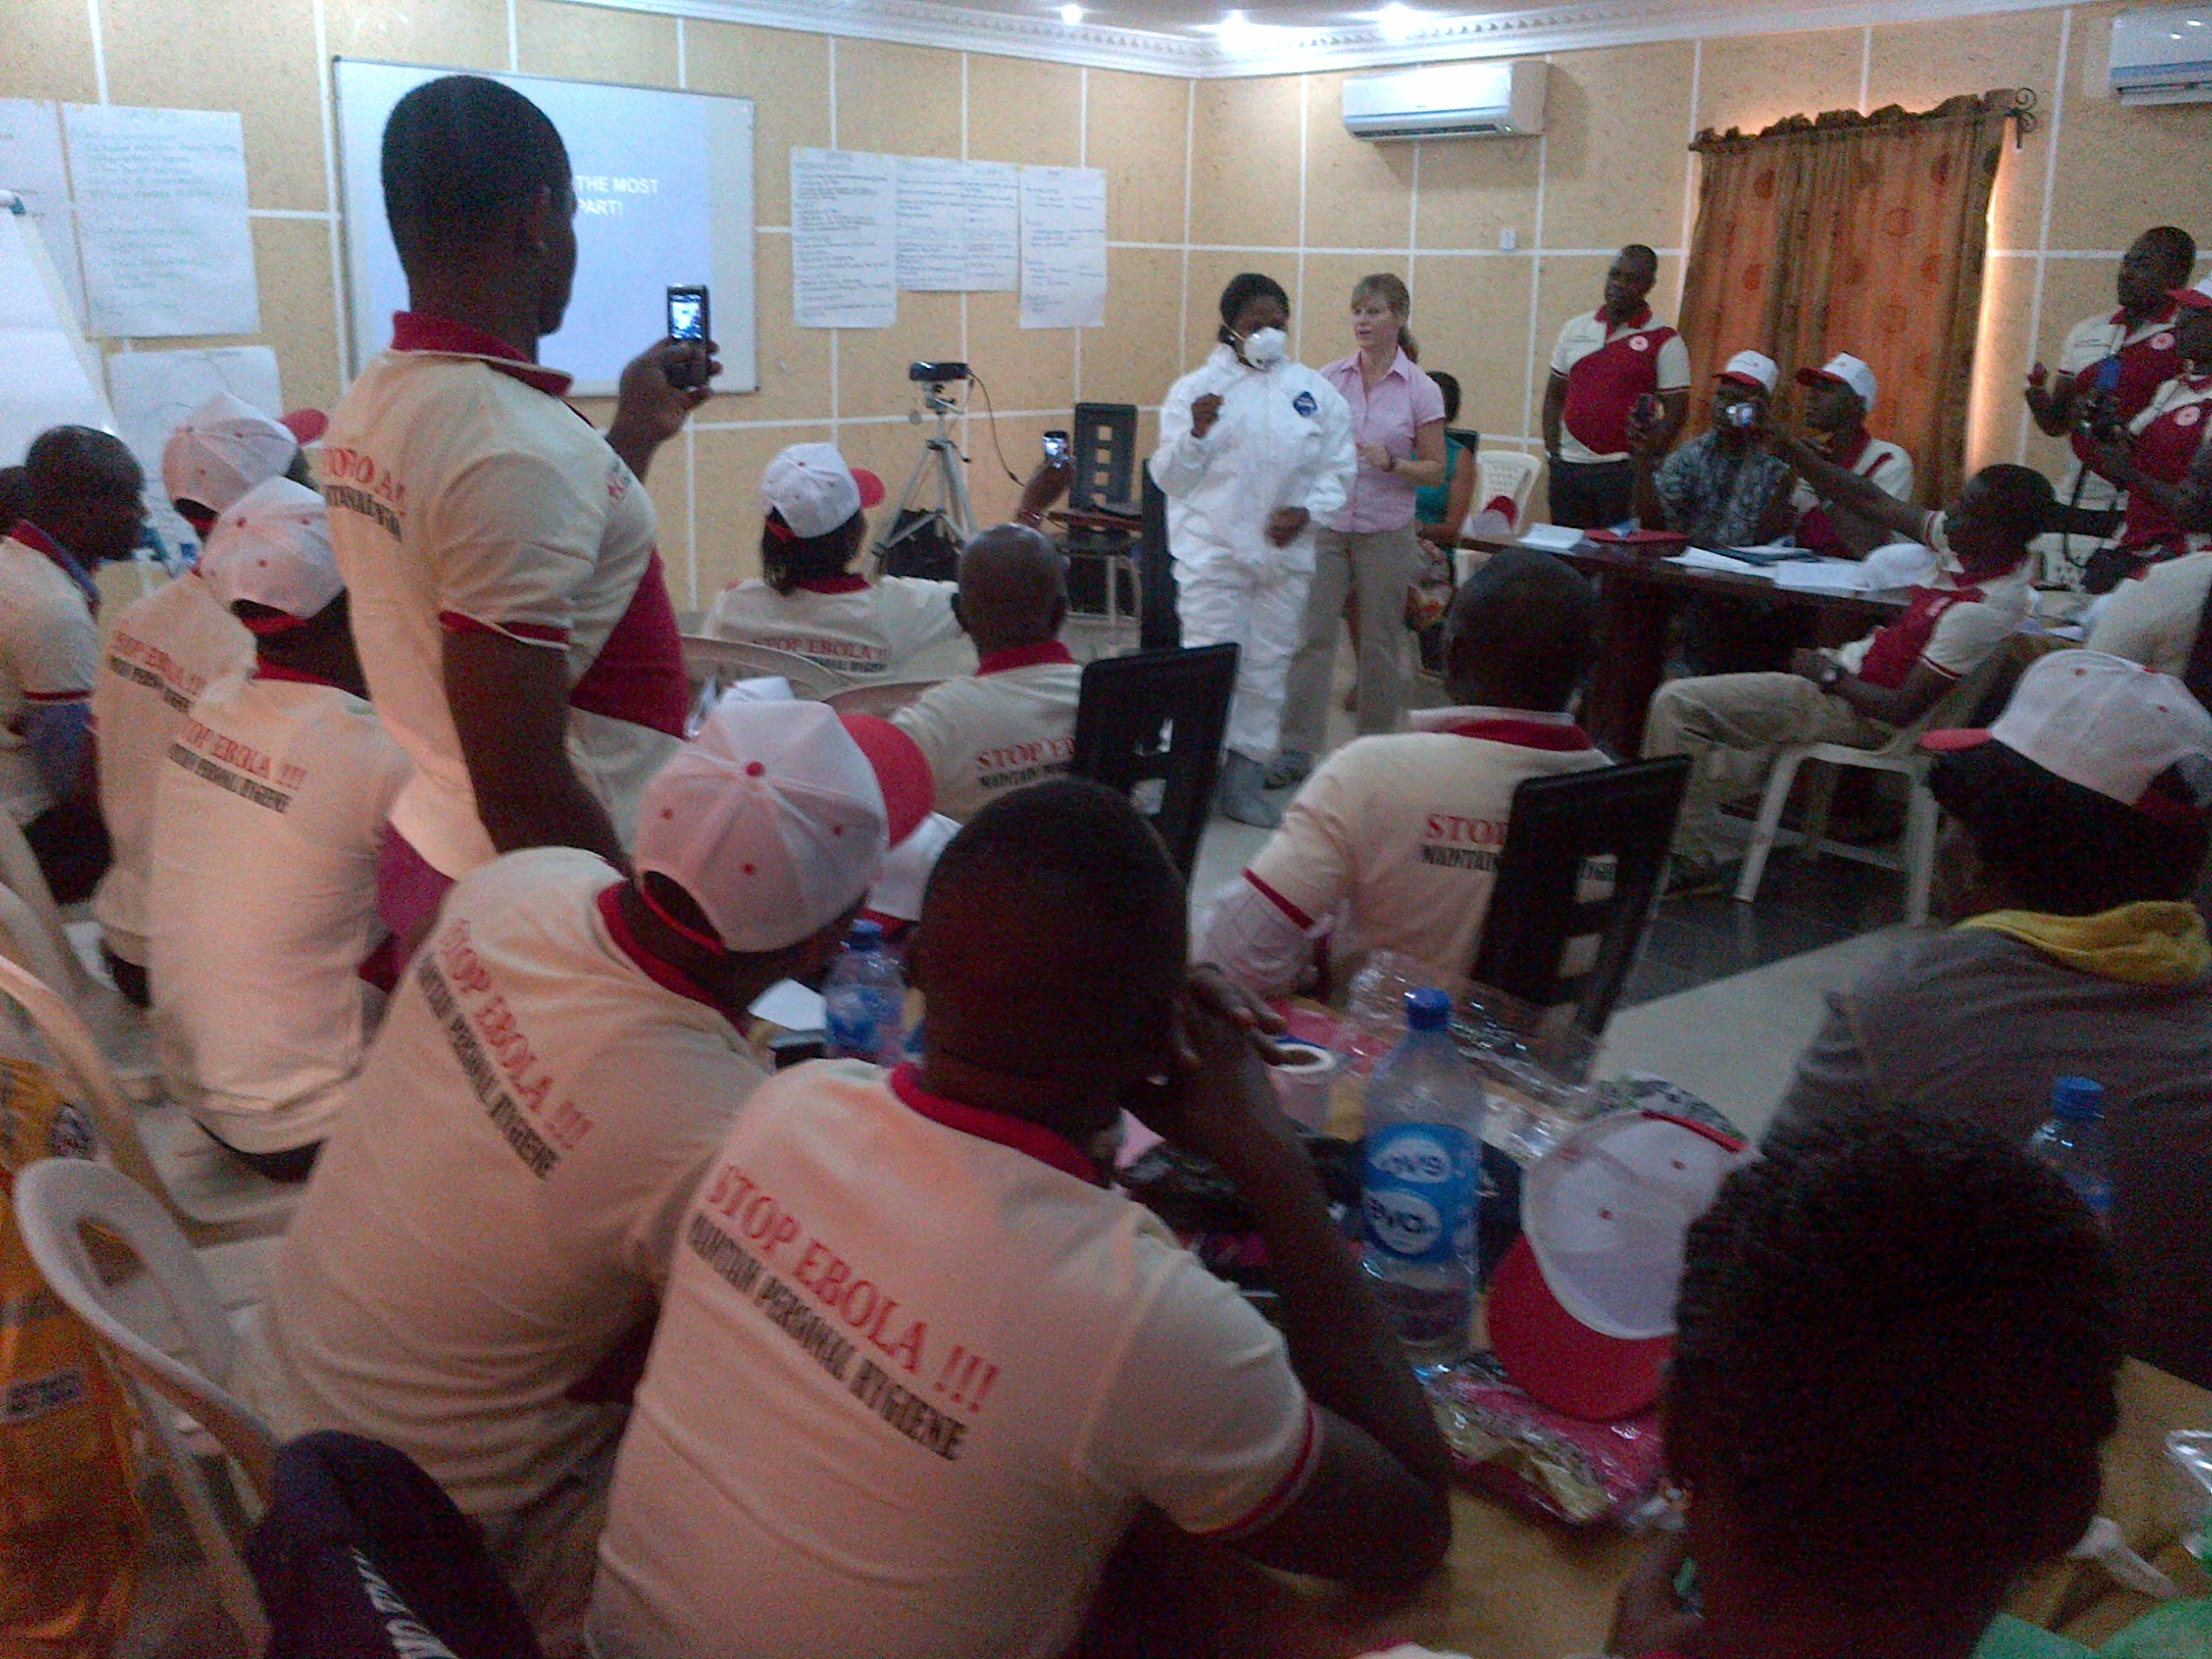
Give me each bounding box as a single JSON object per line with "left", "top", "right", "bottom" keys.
{"left": 582, "top": 0, "right": 2079, "bottom": 76}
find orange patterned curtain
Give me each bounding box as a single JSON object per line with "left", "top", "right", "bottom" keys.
{"left": 1677, "top": 92, "right": 2029, "bottom": 508}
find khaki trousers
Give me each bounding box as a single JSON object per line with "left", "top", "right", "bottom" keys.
{"left": 1280, "top": 524, "right": 1424, "bottom": 755}
{"left": 1642, "top": 672, "right": 1886, "bottom": 865}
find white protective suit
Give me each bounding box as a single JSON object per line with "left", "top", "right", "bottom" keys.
{"left": 1152, "top": 345, "right": 1356, "bottom": 763}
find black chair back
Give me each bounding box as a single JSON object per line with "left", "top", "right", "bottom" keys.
{"left": 1071, "top": 644, "right": 1238, "bottom": 879}
{"left": 1470, "top": 756, "right": 1691, "bottom": 1036}
{"left": 1070, "top": 403, "right": 1140, "bottom": 516}
{"left": 1137, "top": 470, "right": 1179, "bottom": 652}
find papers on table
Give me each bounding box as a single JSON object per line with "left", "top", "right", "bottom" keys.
{"left": 0, "top": 207, "right": 111, "bottom": 462}
{"left": 1018, "top": 165, "right": 1107, "bottom": 330}
{"left": 106, "top": 346, "right": 283, "bottom": 557}
{"left": 1517, "top": 524, "right": 1584, "bottom": 552}
{"left": 1668, "top": 547, "right": 1763, "bottom": 576}
{"left": 791, "top": 148, "right": 899, "bottom": 329}
{"left": 1772, "top": 559, "right": 1883, "bottom": 595}
{"left": 895, "top": 156, "right": 1018, "bottom": 293}
{"left": 64, "top": 103, "right": 258, "bottom": 338}
{"left": 748, "top": 978, "right": 826, "bottom": 1033}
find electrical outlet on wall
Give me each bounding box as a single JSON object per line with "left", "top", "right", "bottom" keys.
{"left": 1499, "top": 227, "right": 1519, "bottom": 251}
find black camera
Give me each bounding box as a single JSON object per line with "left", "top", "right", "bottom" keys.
{"left": 909, "top": 361, "right": 969, "bottom": 384}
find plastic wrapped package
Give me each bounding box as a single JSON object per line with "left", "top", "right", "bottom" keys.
{"left": 1427, "top": 1352, "right": 1669, "bottom": 1529}
{"left": 2169, "top": 1431, "right": 2212, "bottom": 1573}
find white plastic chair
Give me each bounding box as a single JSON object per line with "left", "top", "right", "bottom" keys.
{"left": 825, "top": 678, "right": 942, "bottom": 721}
{"left": 0, "top": 811, "right": 160, "bottom": 1097}
{"left": 1471, "top": 450, "right": 1543, "bottom": 534}
{"left": 680, "top": 633, "right": 851, "bottom": 701}
{"left": 14, "top": 1157, "right": 275, "bottom": 1652}
{"left": 0, "top": 953, "right": 298, "bottom": 1245}
{"left": 1732, "top": 655, "right": 2010, "bottom": 926}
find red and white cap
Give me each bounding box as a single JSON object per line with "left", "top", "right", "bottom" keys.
{"left": 198, "top": 478, "right": 342, "bottom": 632}
{"left": 2169, "top": 274, "right": 2212, "bottom": 312}
{"left": 1795, "top": 352, "right": 1878, "bottom": 412}
{"left": 1715, "top": 349, "right": 1778, "bottom": 394}
{"left": 1488, "top": 1108, "right": 1751, "bottom": 1421}
{"left": 863, "top": 810, "right": 962, "bottom": 926}
{"left": 634, "top": 699, "right": 934, "bottom": 953}
{"left": 760, "top": 442, "right": 887, "bottom": 540}
{"left": 1922, "top": 649, "right": 2212, "bottom": 824}
{"left": 161, "top": 392, "right": 319, "bottom": 521}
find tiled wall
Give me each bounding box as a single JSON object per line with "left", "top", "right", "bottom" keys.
{"left": 10, "top": 0, "right": 2212, "bottom": 602}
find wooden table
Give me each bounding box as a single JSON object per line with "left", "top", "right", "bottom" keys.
{"left": 1462, "top": 535, "right": 1911, "bottom": 757}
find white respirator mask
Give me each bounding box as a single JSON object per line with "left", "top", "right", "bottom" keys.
{"left": 1237, "top": 327, "right": 1289, "bottom": 369}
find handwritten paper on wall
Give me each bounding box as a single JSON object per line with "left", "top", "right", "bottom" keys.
{"left": 0, "top": 99, "right": 86, "bottom": 327}
{"left": 791, "top": 148, "right": 897, "bottom": 330}
{"left": 63, "top": 103, "right": 259, "bottom": 339}
{"left": 107, "top": 346, "right": 283, "bottom": 555}
{"left": 1019, "top": 166, "right": 1107, "bottom": 331}
{"left": 896, "top": 156, "right": 1018, "bottom": 293}
{"left": 0, "top": 208, "right": 111, "bottom": 463}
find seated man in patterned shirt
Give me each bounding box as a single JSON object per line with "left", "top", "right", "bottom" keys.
{"left": 1629, "top": 351, "right": 1797, "bottom": 550}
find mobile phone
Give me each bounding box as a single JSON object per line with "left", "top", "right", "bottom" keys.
{"left": 1042, "top": 429, "right": 1071, "bottom": 463}
{"left": 665, "top": 285, "right": 709, "bottom": 390}
{"left": 1724, "top": 401, "right": 1759, "bottom": 429}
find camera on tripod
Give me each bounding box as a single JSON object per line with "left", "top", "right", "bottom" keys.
{"left": 876, "top": 362, "right": 978, "bottom": 580}
{"left": 909, "top": 361, "right": 969, "bottom": 385}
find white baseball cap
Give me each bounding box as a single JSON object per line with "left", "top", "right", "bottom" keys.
{"left": 1716, "top": 349, "right": 1779, "bottom": 394}
{"left": 162, "top": 392, "right": 320, "bottom": 523}
{"left": 1923, "top": 649, "right": 2212, "bottom": 823}
{"left": 760, "top": 443, "right": 887, "bottom": 541}
{"left": 634, "top": 699, "right": 934, "bottom": 953}
{"left": 1796, "top": 352, "right": 1878, "bottom": 412}
{"left": 1487, "top": 1108, "right": 1751, "bottom": 1420}
{"left": 198, "top": 478, "right": 342, "bottom": 632}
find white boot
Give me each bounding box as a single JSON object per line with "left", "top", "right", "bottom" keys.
{"left": 1216, "top": 752, "right": 1281, "bottom": 828}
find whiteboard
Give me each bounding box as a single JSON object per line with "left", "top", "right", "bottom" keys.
{"left": 334, "top": 60, "right": 755, "bottom": 397}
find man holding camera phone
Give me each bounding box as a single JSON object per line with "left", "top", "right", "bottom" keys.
{"left": 1627, "top": 350, "right": 1796, "bottom": 548}
{"left": 327, "top": 75, "right": 716, "bottom": 959}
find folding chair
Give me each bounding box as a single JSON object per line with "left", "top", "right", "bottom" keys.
{"left": 1070, "top": 644, "right": 1238, "bottom": 880}
{"left": 679, "top": 633, "right": 851, "bottom": 702}
{"left": 1057, "top": 402, "right": 1143, "bottom": 639}
{"left": 0, "top": 953, "right": 298, "bottom": 1244}
{"left": 0, "top": 811, "right": 158, "bottom": 1096}
{"left": 15, "top": 1157, "right": 277, "bottom": 1652}
{"left": 825, "top": 678, "right": 942, "bottom": 721}
{"left": 1732, "top": 653, "right": 2011, "bottom": 926}
{"left": 1471, "top": 756, "right": 1693, "bottom": 1038}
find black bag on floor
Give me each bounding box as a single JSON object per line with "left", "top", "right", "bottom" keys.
{"left": 876, "top": 510, "right": 961, "bottom": 581}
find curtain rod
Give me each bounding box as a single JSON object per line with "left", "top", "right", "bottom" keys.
{"left": 1692, "top": 87, "right": 2037, "bottom": 153}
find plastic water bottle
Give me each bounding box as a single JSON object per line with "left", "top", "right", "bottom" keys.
{"left": 823, "top": 920, "right": 906, "bottom": 1065}
{"left": 2027, "top": 1075, "right": 2114, "bottom": 1226}
{"left": 1360, "top": 988, "right": 1488, "bottom": 1366}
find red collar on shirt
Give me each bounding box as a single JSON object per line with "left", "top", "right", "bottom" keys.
{"left": 888, "top": 1063, "right": 1106, "bottom": 1185}
{"left": 793, "top": 574, "right": 871, "bottom": 595}
{"left": 1600, "top": 303, "right": 1654, "bottom": 332}
{"left": 251, "top": 661, "right": 345, "bottom": 690}
{"left": 2112, "top": 301, "right": 2180, "bottom": 331}
{"left": 595, "top": 883, "right": 727, "bottom": 1015}
{"left": 389, "top": 310, "right": 575, "bottom": 397}
{"left": 976, "top": 639, "right": 1075, "bottom": 677}
{"left": 1439, "top": 715, "right": 1598, "bottom": 751}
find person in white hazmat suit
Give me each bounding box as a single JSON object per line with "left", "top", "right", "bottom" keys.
{"left": 1151, "top": 273, "right": 1356, "bottom": 827}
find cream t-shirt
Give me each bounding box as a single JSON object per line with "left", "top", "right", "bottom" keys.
{"left": 892, "top": 643, "right": 1082, "bottom": 823}
{"left": 2088, "top": 550, "right": 2212, "bottom": 677}
{"left": 92, "top": 571, "right": 253, "bottom": 965}
{"left": 590, "top": 1061, "right": 1317, "bottom": 1659}
{"left": 702, "top": 575, "right": 975, "bottom": 681}
{"left": 148, "top": 668, "right": 410, "bottom": 1152}
{"left": 245, "top": 846, "right": 768, "bottom": 1521}
{"left": 1239, "top": 709, "right": 1611, "bottom": 990}
{"left": 0, "top": 526, "right": 99, "bottom": 825}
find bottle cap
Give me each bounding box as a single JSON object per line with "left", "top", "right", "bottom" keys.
{"left": 2050, "top": 1075, "right": 2105, "bottom": 1123}
{"left": 848, "top": 918, "right": 885, "bottom": 950}
{"left": 1404, "top": 987, "right": 1452, "bottom": 1031}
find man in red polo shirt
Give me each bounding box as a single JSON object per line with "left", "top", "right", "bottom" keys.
{"left": 2025, "top": 226, "right": 2196, "bottom": 582}
{"left": 2077, "top": 275, "right": 2212, "bottom": 581}
{"left": 1542, "top": 245, "right": 1692, "bottom": 530}
{"left": 1645, "top": 457, "right": 2049, "bottom": 888}
{"left": 326, "top": 74, "right": 715, "bottom": 955}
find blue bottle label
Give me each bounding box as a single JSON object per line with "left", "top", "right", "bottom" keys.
{"left": 1362, "top": 1121, "right": 1480, "bottom": 1267}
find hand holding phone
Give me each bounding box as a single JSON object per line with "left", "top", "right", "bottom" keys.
{"left": 664, "top": 285, "right": 711, "bottom": 391}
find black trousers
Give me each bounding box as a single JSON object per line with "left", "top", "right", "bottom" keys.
{"left": 1546, "top": 458, "right": 1635, "bottom": 531}
{"left": 22, "top": 800, "right": 111, "bottom": 906}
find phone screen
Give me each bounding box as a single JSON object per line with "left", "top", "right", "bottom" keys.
{"left": 1042, "top": 429, "right": 1070, "bottom": 462}
{"left": 667, "top": 290, "right": 705, "bottom": 340}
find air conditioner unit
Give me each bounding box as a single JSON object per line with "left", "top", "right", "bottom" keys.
{"left": 2110, "top": 3, "right": 2212, "bottom": 105}
{"left": 1342, "top": 60, "right": 1548, "bottom": 140}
